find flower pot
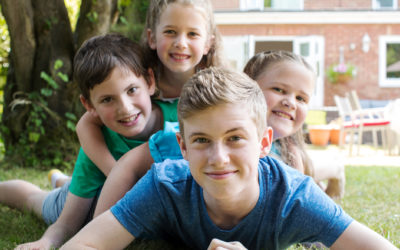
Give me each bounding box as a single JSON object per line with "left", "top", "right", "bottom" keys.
{"left": 308, "top": 125, "right": 331, "bottom": 146}
{"left": 329, "top": 128, "right": 345, "bottom": 145}
{"left": 336, "top": 74, "right": 352, "bottom": 84}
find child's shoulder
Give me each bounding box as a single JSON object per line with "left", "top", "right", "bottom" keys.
{"left": 260, "top": 156, "right": 311, "bottom": 186}
{"left": 152, "top": 98, "right": 179, "bottom": 123}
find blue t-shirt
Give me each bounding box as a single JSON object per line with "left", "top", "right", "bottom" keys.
{"left": 111, "top": 157, "right": 353, "bottom": 249}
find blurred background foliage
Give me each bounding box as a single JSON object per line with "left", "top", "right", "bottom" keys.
{"left": 0, "top": 0, "right": 149, "bottom": 168}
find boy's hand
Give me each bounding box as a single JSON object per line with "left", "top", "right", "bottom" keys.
{"left": 15, "top": 238, "right": 53, "bottom": 250}
{"left": 207, "top": 238, "right": 247, "bottom": 250}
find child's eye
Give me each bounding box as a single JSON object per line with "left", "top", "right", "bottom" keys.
{"left": 128, "top": 87, "right": 137, "bottom": 94}
{"left": 193, "top": 137, "right": 210, "bottom": 144}
{"left": 164, "top": 29, "right": 176, "bottom": 35}
{"left": 100, "top": 97, "right": 112, "bottom": 103}
{"left": 228, "top": 135, "right": 242, "bottom": 142}
{"left": 188, "top": 32, "right": 199, "bottom": 37}
{"left": 272, "top": 87, "right": 284, "bottom": 93}
{"left": 296, "top": 95, "right": 308, "bottom": 103}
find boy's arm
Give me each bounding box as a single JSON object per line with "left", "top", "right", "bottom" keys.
{"left": 331, "top": 221, "right": 398, "bottom": 250}
{"left": 15, "top": 193, "right": 94, "bottom": 250}
{"left": 60, "top": 210, "right": 134, "bottom": 250}
{"left": 76, "top": 112, "right": 116, "bottom": 176}
{"left": 207, "top": 239, "right": 247, "bottom": 250}
{"left": 94, "top": 142, "right": 153, "bottom": 217}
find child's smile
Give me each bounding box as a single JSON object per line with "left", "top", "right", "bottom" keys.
{"left": 87, "top": 67, "right": 157, "bottom": 140}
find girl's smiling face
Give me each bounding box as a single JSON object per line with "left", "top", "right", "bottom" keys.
{"left": 256, "top": 61, "right": 315, "bottom": 140}
{"left": 148, "top": 2, "right": 212, "bottom": 76}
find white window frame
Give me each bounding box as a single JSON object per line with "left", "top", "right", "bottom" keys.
{"left": 379, "top": 36, "right": 400, "bottom": 88}
{"left": 271, "top": 0, "right": 304, "bottom": 10}
{"left": 240, "top": 0, "right": 264, "bottom": 11}
{"left": 372, "top": 0, "right": 397, "bottom": 10}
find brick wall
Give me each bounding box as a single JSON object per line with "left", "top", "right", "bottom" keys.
{"left": 304, "top": 0, "right": 371, "bottom": 10}
{"left": 217, "top": 23, "right": 400, "bottom": 105}
{"left": 211, "top": 0, "right": 239, "bottom": 10}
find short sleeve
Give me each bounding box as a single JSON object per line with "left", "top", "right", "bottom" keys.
{"left": 148, "top": 122, "right": 183, "bottom": 163}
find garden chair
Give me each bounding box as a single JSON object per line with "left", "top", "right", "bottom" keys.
{"left": 334, "top": 93, "right": 390, "bottom": 156}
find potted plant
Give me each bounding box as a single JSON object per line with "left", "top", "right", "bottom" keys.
{"left": 326, "top": 62, "right": 356, "bottom": 84}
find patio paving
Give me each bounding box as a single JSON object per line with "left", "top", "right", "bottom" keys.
{"left": 306, "top": 144, "right": 400, "bottom": 167}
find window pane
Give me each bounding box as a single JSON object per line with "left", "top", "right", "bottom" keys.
{"left": 300, "top": 43, "right": 310, "bottom": 57}
{"left": 386, "top": 43, "right": 400, "bottom": 78}
{"left": 271, "top": 0, "right": 302, "bottom": 9}
{"left": 378, "top": 0, "right": 394, "bottom": 7}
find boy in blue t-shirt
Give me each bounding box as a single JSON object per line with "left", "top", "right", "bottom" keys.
{"left": 0, "top": 33, "right": 173, "bottom": 249}
{"left": 62, "top": 67, "right": 397, "bottom": 250}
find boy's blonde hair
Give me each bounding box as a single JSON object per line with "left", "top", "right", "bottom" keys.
{"left": 142, "top": 0, "right": 224, "bottom": 81}
{"left": 244, "top": 50, "right": 315, "bottom": 177}
{"left": 178, "top": 67, "right": 267, "bottom": 139}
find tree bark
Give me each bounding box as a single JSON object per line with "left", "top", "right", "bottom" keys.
{"left": 0, "top": 0, "right": 36, "bottom": 144}
{"left": 74, "top": 0, "right": 119, "bottom": 49}
{"left": 0, "top": 0, "right": 119, "bottom": 166}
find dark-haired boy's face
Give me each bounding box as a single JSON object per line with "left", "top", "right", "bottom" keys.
{"left": 82, "top": 67, "right": 155, "bottom": 139}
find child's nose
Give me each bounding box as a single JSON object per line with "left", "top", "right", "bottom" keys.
{"left": 209, "top": 143, "right": 229, "bottom": 167}
{"left": 281, "top": 95, "right": 296, "bottom": 109}
{"left": 174, "top": 34, "right": 188, "bottom": 49}
{"left": 119, "top": 96, "right": 133, "bottom": 114}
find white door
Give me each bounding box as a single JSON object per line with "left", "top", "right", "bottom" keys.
{"left": 294, "top": 36, "right": 325, "bottom": 108}
{"left": 222, "top": 35, "right": 253, "bottom": 71}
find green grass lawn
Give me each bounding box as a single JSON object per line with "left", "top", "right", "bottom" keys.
{"left": 1, "top": 165, "right": 399, "bottom": 249}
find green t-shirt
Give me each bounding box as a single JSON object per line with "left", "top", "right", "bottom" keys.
{"left": 69, "top": 99, "right": 178, "bottom": 198}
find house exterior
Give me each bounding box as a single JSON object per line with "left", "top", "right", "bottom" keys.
{"left": 211, "top": 0, "right": 400, "bottom": 108}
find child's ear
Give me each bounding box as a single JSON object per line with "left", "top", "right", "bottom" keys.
{"left": 203, "top": 35, "right": 215, "bottom": 55}
{"left": 259, "top": 127, "right": 273, "bottom": 158}
{"left": 80, "top": 95, "right": 98, "bottom": 117}
{"left": 176, "top": 132, "right": 188, "bottom": 160}
{"left": 147, "top": 68, "right": 156, "bottom": 95}
{"left": 147, "top": 29, "right": 156, "bottom": 50}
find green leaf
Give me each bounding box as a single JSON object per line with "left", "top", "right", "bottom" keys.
{"left": 120, "top": 16, "right": 128, "bottom": 25}
{"left": 54, "top": 59, "right": 63, "bottom": 70}
{"left": 28, "top": 132, "right": 40, "bottom": 143}
{"left": 57, "top": 72, "right": 69, "bottom": 82}
{"left": 40, "top": 88, "right": 53, "bottom": 97}
{"left": 65, "top": 112, "right": 77, "bottom": 121}
{"left": 40, "top": 72, "right": 59, "bottom": 89}
{"left": 67, "top": 120, "right": 76, "bottom": 131}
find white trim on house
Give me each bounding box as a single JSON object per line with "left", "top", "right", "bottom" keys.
{"left": 214, "top": 11, "right": 400, "bottom": 25}
{"left": 379, "top": 36, "right": 400, "bottom": 88}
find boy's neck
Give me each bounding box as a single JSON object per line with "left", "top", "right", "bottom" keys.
{"left": 159, "top": 69, "right": 194, "bottom": 98}
{"left": 203, "top": 182, "right": 260, "bottom": 230}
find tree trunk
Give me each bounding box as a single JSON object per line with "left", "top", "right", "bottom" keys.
{"left": 0, "top": 0, "right": 119, "bottom": 167}
{"left": 74, "top": 0, "right": 119, "bottom": 49}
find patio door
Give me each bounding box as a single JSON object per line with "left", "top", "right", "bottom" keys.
{"left": 221, "top": 35, "right": 253, "bottom": 71}
{"left": 293, "top": 36, "right": 325, "bottom": 108}
{"left": 222, "top": 35, "right": 325, "bottom": 107}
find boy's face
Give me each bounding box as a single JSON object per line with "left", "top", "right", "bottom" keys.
{"left": 256, "top": 62, "right": 314, "bottom": 140}
{"left": 148, "top": 2, "right": 211, "bottom": 75}
{"left": 176, "top": 103, "right": 272, "bottom": 201}
{"left": 81, "top": 67, "right": 155, "bottom": 139}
